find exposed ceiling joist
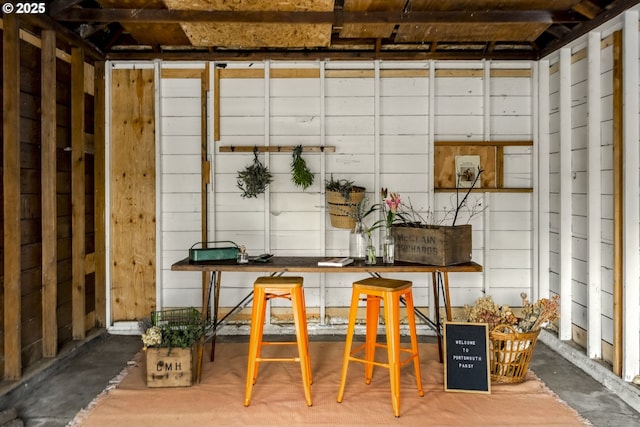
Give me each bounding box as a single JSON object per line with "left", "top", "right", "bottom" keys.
{"left": 36, "top": 0, "right": 640, "bottom": 61}
{"left": 52, "top": 9, "right": 584, "bottom": 25}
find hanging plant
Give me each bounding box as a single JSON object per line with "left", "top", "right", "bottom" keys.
{"left": 237, "top": 149, "right": 273, "bottom": 198}
{"left": 290, "top": 145, "right": 314, "bottom": 190}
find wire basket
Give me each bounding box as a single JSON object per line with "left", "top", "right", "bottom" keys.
{"left": 151, "top": 308, "right": 203, "bottom": 328}
{"left": 150, "top": 308, "right": 212, "bottom": 348}
{"left": 489, "top": 325, "right": 540, "bottom": 383}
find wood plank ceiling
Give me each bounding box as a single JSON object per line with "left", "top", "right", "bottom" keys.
{"left": 45, "top": 0, "right": 639, "bottom": 60}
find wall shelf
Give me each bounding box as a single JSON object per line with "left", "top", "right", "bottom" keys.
{"left": 219, "top": 145, "right": 335, "bottom": 153}
{"left": 434, "top": 140, "right": 533, "bottom": 193}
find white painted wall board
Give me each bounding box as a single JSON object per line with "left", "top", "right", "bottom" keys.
{"left": 219, "top": 79, "right": 265, "bottom": 96}
{"left": 220, "top": 97, "right": 264, "bottom": 116}
{"left": 161, "top": 116, "right": 201, "bottom": 135}
{"left": 490, "top": 96, "right": 532, "bottom": 115}
{"left": 434, "top": 116, "right": 484, "bottom": 138}
{"left": 325, "top": 78, "right": 374, "bottom": 96}
{"left": 160, "top": 78, "right": 201, "bottom": 96}
{"left": 270, "top": 79, "right": 321, "bottom": 97}
{"left": 434, "top": 96, "right": 483, "bottom": 115}
{"left": 161, "top": 135, "right": 200, "bottom": 155}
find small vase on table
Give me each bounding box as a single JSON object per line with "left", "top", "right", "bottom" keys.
{"left": 382, "top": 228, "right": 395, "bottom": 264}
{"left": 349, "top": 220, "right": 367, "bottom": 261}
{"left": 365, "top": 235, "right": 376, "bottom": 265}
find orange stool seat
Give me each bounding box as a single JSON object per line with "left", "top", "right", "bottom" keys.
{"left": 244, "top": 276, "right": 312, "bottom": 407}
{"left": 337, "top": 277, "right": 424, "bottom": 417}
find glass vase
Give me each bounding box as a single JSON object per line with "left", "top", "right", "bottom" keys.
{"left": 349, "top": 220, "right": 367, "bottom": 261}
{"left": 382, "top": 228, "right": 395, "bottom": 264}
{"left": 365, "top": 237, "right": 377, "bottom": 265}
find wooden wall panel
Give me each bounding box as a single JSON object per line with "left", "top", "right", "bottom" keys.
{"left": 71, "top": 47, "right": 86, "bottom": 340}
{"left": 110, "top": 68, "right": 156, "bottom": 321}
{"left": 3, "top": 13, "right": 22, "bottom": 380}
{"left": 41, "top": 30, "right": 57, "bottom": 357}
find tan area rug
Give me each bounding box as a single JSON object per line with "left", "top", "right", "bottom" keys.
{"left": 70, "top": 341, "right": 591, "bottom": 427}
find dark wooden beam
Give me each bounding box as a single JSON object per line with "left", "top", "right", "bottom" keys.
{"left": 106, "top": 48, "right": 537, "bottom": 62}
{"left": 20, "top": 14, "right": 104, "bottom": 60}
{"left": 41, "top": 30, "right": 58, "bottom": 358}
{"left": 49, "top": 0, "right": 84, "bottom": 16}
{"left": 52, "top": 9, "right": 584, "bottom": 25}
{"left": 3, "top": 12, "right": 22, "bottom": 381}
{"left": 540, "top": 0, "right": 640, "bottom": 58}
{"left": 71, "top": 47, "right": 86, "bottom": 340}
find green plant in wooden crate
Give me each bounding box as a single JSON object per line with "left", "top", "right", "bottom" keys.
{"left": 290, "top": 145, "right": 314, "bottom": 189}
{"left": 237, "top": 149, "right": 273, "bottom": 198}
{"left": 140, "top": 308, "right": 211, "bottom": 350}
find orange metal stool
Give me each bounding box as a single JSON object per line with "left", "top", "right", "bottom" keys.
{"left": 337, "top": 277, "right": 424, "bottom": 417}
{"left": 244, "top": 276, "right": 312, "bottom": 407}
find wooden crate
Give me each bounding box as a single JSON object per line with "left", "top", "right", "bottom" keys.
{"left": 145, "top": 346, "right": 197, "bottom": 388}
{"left": 391, "top": 224, "right": 472, "bottom": 266}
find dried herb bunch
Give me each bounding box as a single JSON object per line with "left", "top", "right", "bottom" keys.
{"left": 237, "top": 149, "right": 273, "bottom": 198}
{"left": 464, "top": 293, "right": 559, "bottom": 333}
{"left": 290, "top": 145, "right": 314, "bottom": 189}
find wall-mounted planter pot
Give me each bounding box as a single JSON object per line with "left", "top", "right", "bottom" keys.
{"left": 326, "top": 186, "right": 365, "bottom": 230}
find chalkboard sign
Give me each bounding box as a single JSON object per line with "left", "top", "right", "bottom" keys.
{"left": 444, "top": 322, "right": 490, "bottom": 394}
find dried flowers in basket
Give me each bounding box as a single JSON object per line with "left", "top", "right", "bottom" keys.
{"left": 464, "top": 293, "right": 560, "bottom": 383}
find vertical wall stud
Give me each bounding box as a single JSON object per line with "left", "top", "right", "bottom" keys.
{"left": 71, "top": 47, "right": 87, "bottom": 339}
{"left": 94, "top": 60, "right": 107, "bottom": 327}
{"left": 621, "top": 11, "right": 640, "bottom": 381}
{"left": 587, "top": 31, "right": 603, "bottom": 360}
{"left": 3, "top": 12, "right": 22, "bottom": 380}
{"left": 559, "top": 48, "right": 573, "bottom": 341}
{"left": 41, "top": 30, "right": 58, "bottom": 356}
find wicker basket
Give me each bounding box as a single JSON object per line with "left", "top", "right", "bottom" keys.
{"left": 326, "top": 186, "right": 365, "bottom": 230}
{"left": 489, "top": 325, "right": 540, "bottom": 383}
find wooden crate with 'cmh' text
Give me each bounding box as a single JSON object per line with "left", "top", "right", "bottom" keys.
{"left": 145, "top": 346, "right": 198, "bottom": 387}
{"left": 391, "top": 224, "right": 472, "bottom": 266}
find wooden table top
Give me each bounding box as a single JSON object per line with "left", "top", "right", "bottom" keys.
{"left": 171, "top": 256, "right": 483, "bottom": 274}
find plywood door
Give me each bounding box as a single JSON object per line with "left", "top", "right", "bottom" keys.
{"left": 110, "top": 68, "right": 156, "bottom": 321}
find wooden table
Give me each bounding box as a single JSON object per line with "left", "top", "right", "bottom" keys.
{"left": 171, "top": 256, "right": 482, "bottom": 364}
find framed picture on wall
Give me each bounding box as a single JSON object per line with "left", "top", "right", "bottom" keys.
{"left": 455, "top": 155, "right": 481, "bottom": 188}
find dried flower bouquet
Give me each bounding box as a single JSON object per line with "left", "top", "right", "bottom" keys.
{"left": 464, "top": 293, "right": 560, "bottom": 333}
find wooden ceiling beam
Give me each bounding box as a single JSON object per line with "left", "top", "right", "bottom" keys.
{"left": 540, "top": 0, "right": 640, "bottom": 58}
{"left": 105, "top": 48, "right": 537, "bottom": 62}
{"left": 49, "top": 0, "right": 84, "bottom": 16}
{"left": 52, "top": 9, "right": 585, "bottom": 25}
{"left": 21, "top": 14, "right": 105, "bottom": 60}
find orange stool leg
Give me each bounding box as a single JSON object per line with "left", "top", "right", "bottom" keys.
{"left": 364, "top": 295, "right": 381, "bottom": 384}
{"left": 290, "top": 286, "right": 312, "bottom": 406}
{"left": 404, "top": 289, "right": 424, "bottom": 397}
{"left": 383, "top": 290, "right": 402, "bottom": 418}
{"left": 298, "top": 285, "right": 313, "bottom": 386}
{"left": 337, "top": 288, "right": 360, "bottom": 403}
{"left": 244, "top": 286, "right": 267, "bottom": 406}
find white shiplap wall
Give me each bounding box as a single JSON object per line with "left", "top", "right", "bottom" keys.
{"left": 156, "top": 60, "right": 535, "bottom": 320}
{"left": 160, "top": 74, "right": 204, "bottom": 309}
{"left": 541, "top": 7, "right": 640, "bottom": 380}
{"left": 547, "top": 39, "right": 616, "bottom": 344}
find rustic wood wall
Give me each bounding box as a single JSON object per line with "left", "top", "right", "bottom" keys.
{"left": 1, "top": 20, "right": 99, "bottom": 380}
{"left": 109, "top": 68, "right": 157, "bottom": 322}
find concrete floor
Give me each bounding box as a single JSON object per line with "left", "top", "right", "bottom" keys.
{"left": 0, "top": 330, "right": 639, "bottom": 427}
